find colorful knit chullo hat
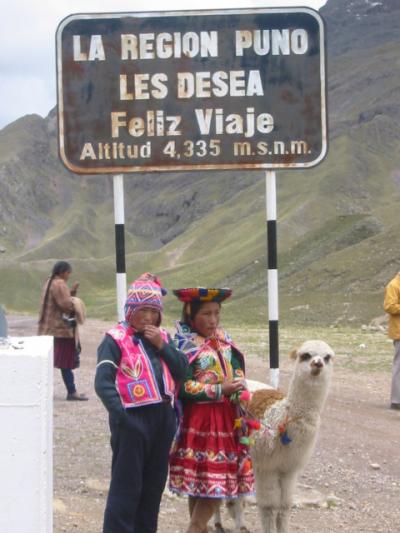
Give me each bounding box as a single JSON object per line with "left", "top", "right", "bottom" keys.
{"left": 124, "top": 272, "right": 167, "bottom": 322}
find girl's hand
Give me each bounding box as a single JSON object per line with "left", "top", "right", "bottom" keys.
{"left": 143, "top": 325, "right": 164, "bottom": 350}
{"left": 221, "top": 379, "right": 245, "bottom": 397}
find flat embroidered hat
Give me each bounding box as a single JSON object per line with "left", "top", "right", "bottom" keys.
{"left": 173, "top": 287, "right": 232, "bottom": 303}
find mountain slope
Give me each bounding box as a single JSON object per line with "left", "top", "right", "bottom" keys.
{"left": 0, "top": 0, "right": 399, "bottom": 326}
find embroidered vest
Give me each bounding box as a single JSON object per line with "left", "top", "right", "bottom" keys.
{"left": 107, "top": 323, "right": 176, "bottom": 408}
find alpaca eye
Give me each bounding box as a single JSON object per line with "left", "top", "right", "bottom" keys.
{"left": 300, "top": 352, "right": 311, "bottom": 361}
{"left": 324, "top": 354, "right": 331, "bottom": 363}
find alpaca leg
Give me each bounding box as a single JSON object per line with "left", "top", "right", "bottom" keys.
{"left": 255, "top": 472, "right": 281, "bottom": 533}
{"left": 258, "top": 506, "right": 278, "bottom": 533}
{"left": 276, "top": 473, "right": 296, "bottom": 533}
{"left": 214, "top": 501, "right": 226, "bottom": 533}
{"left": 226, "top": 498, "right": 249, "bottom": 533}
{"left": 277, "top": 509, "right": 290, "bottom": 533}
{"left": 186, "top": 498, "right": 221, "bottom": 533}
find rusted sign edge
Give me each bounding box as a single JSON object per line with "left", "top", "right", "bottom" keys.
{"left": 60, "top": 158, "right": 327, "bottom": 174}
{"left": 56, "top": 7, "right": 327, "bottom": 174}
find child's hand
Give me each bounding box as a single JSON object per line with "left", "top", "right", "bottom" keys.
{"left": 221, "top": 379, "right": 244, "bottom": 397}
{"left": 143, "top": 325, "right": 164, "bottom": 350}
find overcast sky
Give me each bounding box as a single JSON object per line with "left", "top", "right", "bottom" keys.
{"left": 0, "top": 0, "right": 327, "bottom": 130}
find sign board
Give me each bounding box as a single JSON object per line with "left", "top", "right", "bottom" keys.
{"left": 56, "top": 8, "right": 327, "bottom": 174}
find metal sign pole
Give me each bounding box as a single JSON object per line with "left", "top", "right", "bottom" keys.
{"left": 113, "top": 174, "right": 127, "bottom": 322}
{"left": 266, "top": 170, "right": 279, "bottom": 389}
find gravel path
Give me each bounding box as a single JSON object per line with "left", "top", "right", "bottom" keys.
{"left": 7, "top": 316, "right": 400, "bottom": 533}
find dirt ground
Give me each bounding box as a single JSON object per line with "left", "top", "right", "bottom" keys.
{"left": 7, "top": 316, "right": 400, "bottom": 533}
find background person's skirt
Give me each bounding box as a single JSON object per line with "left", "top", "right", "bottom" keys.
{"left": 54, "top": 337, "right": 79, "bottom": 369}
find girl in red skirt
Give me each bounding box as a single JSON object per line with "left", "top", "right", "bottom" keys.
{"left": 169, "top": 287, "right": 254, "bottom": 533}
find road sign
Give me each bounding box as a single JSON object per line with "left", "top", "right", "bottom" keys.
{"left": 56, "top": 8, "right": 327, "bottom": 174}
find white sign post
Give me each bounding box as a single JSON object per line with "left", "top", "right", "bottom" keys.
{"left": 113, "top": 174, "right": 127, "bottom": 320}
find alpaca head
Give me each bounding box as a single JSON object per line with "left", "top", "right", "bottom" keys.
{"left": 289, "top": 340, "right": 334, "bottom": 392}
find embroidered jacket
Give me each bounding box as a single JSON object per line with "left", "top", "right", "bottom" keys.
{"left": 38, "top": 277, "right": 75, "bottom": 338}
{"left": 175, "top": 322, "right": 245, "bottom": 402}
{"left": 107, "top": 323, "right": 176, "bottom": 408}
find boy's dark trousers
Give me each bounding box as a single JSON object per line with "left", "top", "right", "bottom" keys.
{"left": 103, "top": 402, "right": 176, "bottom": 533}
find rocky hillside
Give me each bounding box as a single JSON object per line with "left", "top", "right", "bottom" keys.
{"left": 0, "top": 0, "right": 399, "bottom": 326}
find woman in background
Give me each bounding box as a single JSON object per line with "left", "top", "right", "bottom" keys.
{"left": 38, "top": 260, "right": 87, "bottom": 401}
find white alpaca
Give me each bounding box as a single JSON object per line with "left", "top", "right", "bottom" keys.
{"left": 251, "top": 340, "right": 334, "bottom": 533}
{"left": 213, "top": 379, "right": 276, "bottom": 533}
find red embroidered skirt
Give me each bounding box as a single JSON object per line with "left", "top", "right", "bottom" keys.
{"left": 169, "top": 399, "right": 254, "bottom": 498}
{"left": 53, "top": 337, "right": 78, "bottom": 369}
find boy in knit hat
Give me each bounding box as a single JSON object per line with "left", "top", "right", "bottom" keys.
{"left": 95, "top": 273, "right": 188, "bottom": 533}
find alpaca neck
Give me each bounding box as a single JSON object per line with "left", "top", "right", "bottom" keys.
{"left": 286, "top": 374, "right": 328, "bottom": 420}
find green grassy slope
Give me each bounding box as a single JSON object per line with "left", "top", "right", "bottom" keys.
{"left": 1, "top": 1, "right": 399, "bottom": 327}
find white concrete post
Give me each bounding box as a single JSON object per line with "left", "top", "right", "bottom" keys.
{"left": 0, "top": 335, "right": 53, "bottom": 532}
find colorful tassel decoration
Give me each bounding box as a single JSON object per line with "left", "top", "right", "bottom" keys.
{"left": 231, "top": 388, "right": 252, "bottom": 404}
{"left": 239, "top": 389, "right": 251, "bottom": 402}
{"left": 234, "top": 418, "right": 243, "bottom": 430}
{"left": 247, "top": 419, "right": 261, "bottom": 431}
{"left": 280, "top": 430, "right": 292, "bottom": 445}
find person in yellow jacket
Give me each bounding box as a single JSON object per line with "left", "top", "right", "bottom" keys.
{"left": 383, "top": 271, "right": 400, "bottom": 410}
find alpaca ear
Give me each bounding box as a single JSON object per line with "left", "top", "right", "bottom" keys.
{"left": 289, "top": 346, "right": 299, "bottom": 360}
